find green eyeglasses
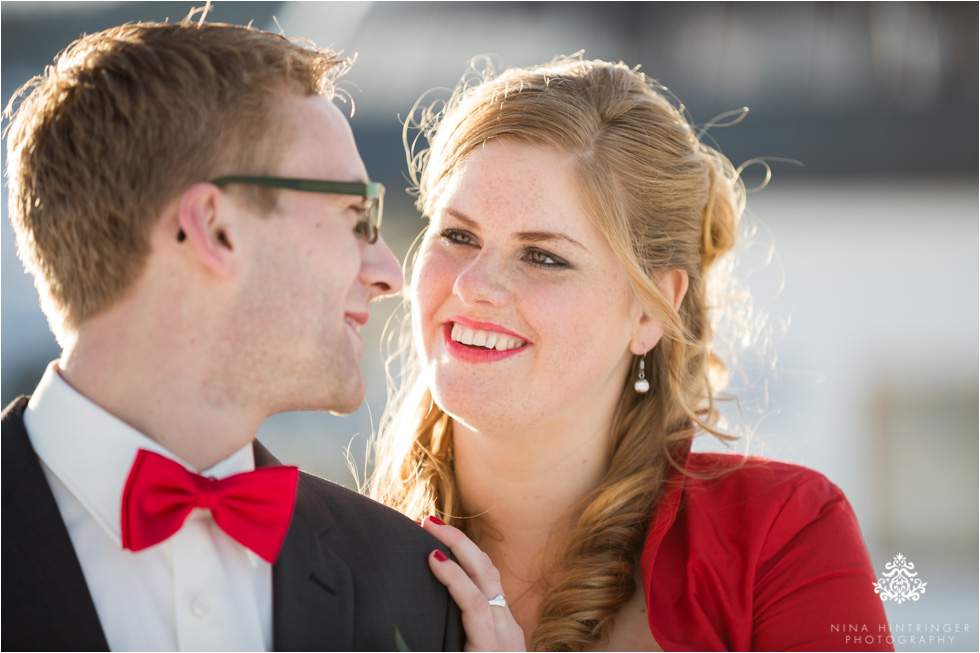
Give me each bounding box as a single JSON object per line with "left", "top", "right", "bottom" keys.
{"left": 211, "top": 176, "right": 384, "bottom": 244}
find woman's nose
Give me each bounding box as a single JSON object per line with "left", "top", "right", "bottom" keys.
{"left": 452, "top": 253, "right": 510, "bottom": 307}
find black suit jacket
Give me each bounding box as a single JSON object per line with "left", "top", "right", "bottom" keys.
{"left": 2, "top": 397, "right": 463, "bottom": 651}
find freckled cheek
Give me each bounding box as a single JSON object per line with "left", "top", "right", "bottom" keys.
{"left": 525, "top": 295, "right": 587, "bottom": 350}
{"left": 525, "top": 288, "right": 626, "bottom": 365}
{"left": 413, "top": 252, "right": 459, "bottom": 304}
{"left": 411, "top": 255, "right": 459, "bottom": 347}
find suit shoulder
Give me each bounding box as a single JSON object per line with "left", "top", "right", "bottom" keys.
{"left": 3, "top": 397, "right": 34, "bottom": 493}
{"left": 2, "top": 396, "right": 30, "bottom": 426}
{"left": 296, "top": 471, "right": 400, "bottom": 516}
{"left": 296, "top": 472, "right": 437, "bottom": 550}
{"left": 292, "top": 477, "right": 463, "bottom": 650}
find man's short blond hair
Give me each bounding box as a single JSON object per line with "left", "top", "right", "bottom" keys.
{"left": 5, "top": 18, "right": 350, "bottom": 341}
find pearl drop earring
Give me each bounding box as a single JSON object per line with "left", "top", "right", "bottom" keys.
{"left": 634, "top": 356, "right": 650, "bottom": 394}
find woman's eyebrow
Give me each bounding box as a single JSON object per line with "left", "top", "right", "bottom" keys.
{"left": 517, "top": 231, "right": 586, "bottom": 251}
{"left": 442, "top": 207, "right": 586, "bottom": 251}
{"left": 442, "top": 207, "right": 478, "bottom": 227}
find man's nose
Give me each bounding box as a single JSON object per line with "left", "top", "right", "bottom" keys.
{"left": 361, "top": 235, "right": 405, "bottom": 299}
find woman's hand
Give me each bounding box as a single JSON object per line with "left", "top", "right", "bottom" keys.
{"left": 422, "top": 516, "right": 527, "bottom": 652}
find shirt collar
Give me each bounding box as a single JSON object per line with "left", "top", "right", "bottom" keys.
{"left": 25, "top": 361, "right": 255, "bottom": 547}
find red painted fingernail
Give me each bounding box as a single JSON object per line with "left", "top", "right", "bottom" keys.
{"left": 427, "top": 515, "right": 446, "bottom": 526}
{"left": 433, "top": 550, "right": 449, "bottom": 562}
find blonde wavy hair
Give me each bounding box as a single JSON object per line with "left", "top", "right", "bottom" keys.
{"left": 370, "top": 55, "right": 747, "bottom": 651}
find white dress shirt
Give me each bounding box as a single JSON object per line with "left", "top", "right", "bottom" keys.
{"left": 24, "top": 362, "right": 273, "bottom": 651}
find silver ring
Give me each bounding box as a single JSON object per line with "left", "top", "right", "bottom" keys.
{"left": 488, "top": 593, "right": 507, "bottom": 608}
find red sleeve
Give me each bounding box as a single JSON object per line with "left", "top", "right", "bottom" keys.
{"left": 643, "top": 455, "right": 893, "bottom": 652}
{"left": 751, "top": 473, "right": 892, "bottom": 651}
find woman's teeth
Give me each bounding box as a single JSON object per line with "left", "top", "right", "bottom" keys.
{"left": 451, "top": 323, "right": 526, "bottom": 351}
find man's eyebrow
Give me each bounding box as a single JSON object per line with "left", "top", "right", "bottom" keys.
{"left": 441, "top": 208, "right": 587, "bottom": 251}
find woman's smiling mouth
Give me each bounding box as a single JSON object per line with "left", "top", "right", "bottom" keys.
{"left": 442, "top": 316, "right": 530, "bottom": 362}
{"left": 450, "top": 323, "right": 527, "bottom": 351}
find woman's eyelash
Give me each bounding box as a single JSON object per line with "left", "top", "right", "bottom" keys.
{"left": 438, "top": 228, "right": 570, "bottom": 269}
{"left": 524, "top": 247, "right": 569, "bottom": 269}
{"left": 439, "top": 228, "right": 474, "bottom": 245}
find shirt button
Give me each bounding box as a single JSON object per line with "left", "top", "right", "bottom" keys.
{"left": 190, "top": 595, "right": 209, "bottom": 618}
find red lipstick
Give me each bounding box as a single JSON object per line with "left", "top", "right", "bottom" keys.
{"left": 447, "top": 315, "right": 528, "bottom": 341}
{"left": 441, "top": 317, "right": 531, "bottom": 364}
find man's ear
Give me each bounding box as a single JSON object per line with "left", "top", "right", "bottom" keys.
{"left": 176, "top": 182, "right": 237, "bottom": 282}
{"left": 628, "top": 269, "right": 690, "bottom": 356}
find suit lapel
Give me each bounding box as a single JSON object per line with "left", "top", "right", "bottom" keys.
{"left": 3, "top": 403, "right": 357, "bottom": 651}
{"left": 2, "top": 398, "right": 110, "bottom": 650}
{"left": 255, "top": 442, "right": 355, "bottom": 651}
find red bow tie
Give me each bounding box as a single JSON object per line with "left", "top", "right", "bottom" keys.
{"left": 121, "top": 449, "right": 299, "bottom": 564}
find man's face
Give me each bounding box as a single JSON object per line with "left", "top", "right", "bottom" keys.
{"left": 227, "top": 95, "right": 403, "bottom": 415}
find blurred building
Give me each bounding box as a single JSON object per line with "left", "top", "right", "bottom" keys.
{"left": 2, "top": 3, "right": 976, "bottom": 650}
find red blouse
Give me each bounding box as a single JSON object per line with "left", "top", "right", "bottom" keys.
{"left": 641, "top": 452, "right": 893, "bottom": 651}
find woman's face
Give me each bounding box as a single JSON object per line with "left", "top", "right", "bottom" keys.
{"left": 411, "top": 140, "right": 655, "bottom": 433}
